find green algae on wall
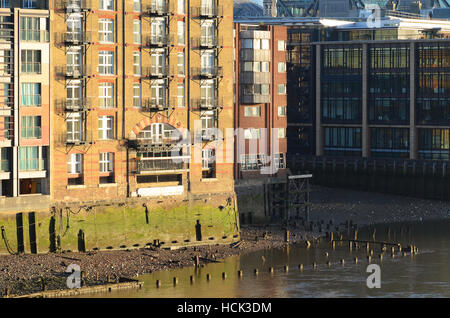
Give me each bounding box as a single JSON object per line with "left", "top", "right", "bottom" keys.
{"left": 0, "top": 198, "right": 240, "bottom": 255}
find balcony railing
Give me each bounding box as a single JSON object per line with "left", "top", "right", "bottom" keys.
{"left": 143, "top": 35, "right": 173, "bottom": 48}
{"left": 136, "top": 157, "right": 188, "bottom": 174}
{"left": 55, "top": 98, "right": 91, "bottom": 113}
{"left": 55, "top": 32, "right": 92, "bottom": 45}
{"left": 192, "top": 66, "right": 223, "bottom": 79}
{"left": 55, "top": 64, "right": 91, "bottom": 79}
{"left": 191, "top": 5, "right": 223, "bottom": 18}
{"left": 20, "top": 30, "right": 49, "bottom": 42}
{"left": 56, "top": 132, "right": 93, "bottom": 146}
{"left": 144, "top": 2, "right": 172, "bottom": 16}
{"left": 142, "top": 65, "right": 172, "bottom": 79}
{"left": 55, "top": 0, "right": 92, "bottom": 12}
{"left": 19, "top": 159, "right": 45, "bottom": 172}
{"left": 191, "top": 37, "right": 223, "bottom": 49}
{"left": 190, "top": 97, "right": 222, "bottom": 110}
{"left": 142, "top": 98, "right": 170, "bottom": 112}
{"left": 21, "top": 63, "right": 41, "bottom": 74}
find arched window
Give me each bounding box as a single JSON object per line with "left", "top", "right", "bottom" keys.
{"left": 137, "top": 123, "right": 180, "bottom": 144}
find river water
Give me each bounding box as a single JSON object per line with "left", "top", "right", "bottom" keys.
{"left": 86, "top": 219, "right": 450, "bottom": 298}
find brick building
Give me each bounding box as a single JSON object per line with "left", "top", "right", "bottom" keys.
{"left": 233, "top": 22, "right": 288, "bottom": 179}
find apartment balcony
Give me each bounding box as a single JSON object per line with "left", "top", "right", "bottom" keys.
{"left": 55, "top": 32, "right": 92, "bottom": 46}
{"left": 135, "top": 157, "right": 188, "bottom": 174}
{"left": 192, "top": 66, "right": 223, "bottom": 79}
{"left": 144, "top": 2, "right": 173, "bottom": 16}
{"left": 191, "top": 5, "right": 223, "bottom": 18}
{"left": 191, "top": 37, "right": 223, "bottom": 50}
{"left": 190, "top": 97, "right": 223, "bottom": 111}
{"left": 20, "top": 30, "right": 49, "bottom": 43}
{"left": 141, "top": 98, "right": 170, "bottom": 112}
{"left": 56, "top": 132, "right": 93, "bottom": 146}
{"left": 55, "top": 0, "right": 92, "bottom": 12}
{"left": 141, "top": 65, "right": 172, "bottom": 79}
{"left": 143, "top": 35, "right": 173, "bottom": 48}
{"left": 55, "top": 65, "right": 92, "bottom": 79}
{"left": 55, "top": 98, "right": 92, "bottom": 113}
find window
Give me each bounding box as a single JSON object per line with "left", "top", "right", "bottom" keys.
{"left": 133, "top": 83, "right": 141, "bottom": 107}
{"left": 278, "top": 62, "right": 286, "bottom": 73}
{"left": 201, "top": 80, "right": 214, "bottom": 106}
{"left": 99, "top": 152, "right": 114, "bottom": 172}
{"left": 66, "top": 112, "right": 83, "bottom": 142}
{"left": 99, "top": 0, "right": 113, "bottom": 10}
{"left": 133, "top": 0, "right": 141, "bottom": 12}
{"left": 244, "top": 106, "right": 260, "bottom": 117}
{"left": 0, "top": 0, "right": 11, "bottom": 8}
{"left": 151, "top": 52, "right": 164, "bottom": 74}
{"left": 201, "top": 111, "right": 215, "bottom": 139}
{"left": 21, "top": 116, "right": 41, "bottom": 139}
{"left": 240, "top": 154, "right": 266, "bottom": 171}
{"left": 278, "top": 106, "right": 286, "bottom": 117}
{"left": 151, "top": 19, "right": 165, "bottom": 42}
{"left": 133, "top": 20, "right": 141, "bottom": 44}
{"left": 98, "top": 116, "right": 114, "bottom": 140}
{"left": 66, "top": 48, "right": 81, "bottom": 75}
{"left": 244, "top": 128, "right": 260, "bottom": 139}
{"left": 21, "top": 50, "right": 41, "bottom": 74}
{"left": 177, "top": 84, "right": 184, "bottom": 108}
{"left": 261, "top": 39, "right": 269, "bottom": 50}
{"left": 243, "top": 39, "right": 252, "bottom": 48}
{"left": 21, "top": 83, "right": 41, "bottom": 106}
{"left": 133, "top": 51, "right": 141, "bottom": 75}
{"left": 278, "top": 84, "right": 286, "bottom": 95}
{"left": 201, "top": 51, "right": 214, "bottom": 74}
{"left": 274, "top": 153, "right": 285, "bottom": 169}
{"left": 99, "top": 82, "right": 114, "bottom": 108}
{"left": 99, "top": 19, "right": 114, "bottom": 43}
{"left": 177, "top": 52, "right": 184, "bottom": 75}
{"left": 22, "top": 0, "right": 36, "bottom": 8}
{"left": 201, "top": 21, "right": 214, "bottom": 46}
{"left": 0, "top": 49, "right": 12, "bottom": 76}
{"left": 177, "top": 0, "right": 185, "bottom": 14}
{"left": 67, "top": 153, "right": 82, "bottom": 174}
{"left": 19, "top": 146, "right": 40, "bottom": 171}
{"left": 278, "top": 40, "right": 285, "bottom": 51}
{"left": 20, "top": 17, "right": 47, "bottom": 42}
{"left": 278, "top": 128, "right": 286, "bottom": 138}
{"left": 261, "top": 62, "right": 269, "bottom": 72}
{"left": 151, "top": 81, "right": 165, "bottom": 106}
{"left": 1, "top": 83, "right": 13, "bottom": 108}
{"left": 98, "top": 51, "right": 114, "bottom": 75}
{"left": 0, "top": 148, "right": 11, "bottom": 172}
{"left": 177, "top": 21, "right": 185, "bottom": 45}
{"left": 202, "top": 148, "right": 216, "bottom": 178}
{"left": 66, "top": 81, "right": 82, "bottom": 109}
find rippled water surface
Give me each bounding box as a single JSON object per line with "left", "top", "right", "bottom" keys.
{"left": 86, "top": 219, "right": 450, "bottom": 298}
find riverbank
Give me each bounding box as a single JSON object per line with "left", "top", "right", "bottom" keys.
{"left": 0, "top": 225, "right": 320, "bottom": 297}
{"left": 2, "top": 185, "right": 450, "bottom": 297}
{"left": 309, "top": 185, "right": 450, "bottom": 227}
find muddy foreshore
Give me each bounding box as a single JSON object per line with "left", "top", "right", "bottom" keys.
{"left": 2, "top": 185, "right": 450, "bottom": 297}
{"left": 0, "top": 225, "right": 322, "bottom": 297}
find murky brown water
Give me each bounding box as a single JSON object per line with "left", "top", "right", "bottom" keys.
{"left": 84, "top": 219, "right": 450, "bottom": 298}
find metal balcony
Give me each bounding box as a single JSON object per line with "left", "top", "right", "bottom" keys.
{"left": 192, "top": 66, "right": 223, "bottom": 79}
{"left": 55, "top": 98, "right": 91, "bottom": 113}
{"left": 144, "top": 3, "right": 172, "bottom": 16}
{"left": 141, "top": 98, "right": 170, "bottom": 112}
{"left": 190, "top": 97, "right": 222, "bottom": 111}
{"left": 56, "top": 32, "right": 92, "bottom": 46}
{"left": 191, "top": 37, "right": 223, "bottom": 50}
{"left": 136, "top": 158, "right": 187, "bottom": 174}
{"left": 55, "top": 0, "right": 92, "bottom": 12}
{"left": 191, "top": 6, "right": 223, "bottom": 18}
{"left": 55, "top": 65, "right": 91, "bottom": 79}
{"left": 141, "top": 65, "right": 172, "bottom": 79}
{"left": 56, "top": 132, "right": 93, "bottom": 146}
{"left": 143, "top": 35, "right": 172, "bottom": 48}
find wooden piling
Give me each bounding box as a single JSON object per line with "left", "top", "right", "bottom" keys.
{"left": 222, "top": 272, "right": 227, "bottom": 280}
{"left": 173, "top": 277, "right": 178, "bottom": 286}
{"left": 156, "top": 280, "right": 161, "bottom": 288}
{"left": 299, "top": 264, "right": 303, "bottom": 271}
{"left": 284, "top": 265, "right": 289, "bottom": 272}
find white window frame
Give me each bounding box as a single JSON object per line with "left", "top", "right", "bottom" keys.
{"left": 66, "top": 112, "right": 83, "bottom": 142}
{"left": 98, "top": 51, "right": 114, "bottom": 75}
{"left": 278, "top": 62, "right": 286, "bottom": 73}
{"left": 99, "top": 18, "right": 114, "bottom": 43}
{"left": 244, "top": 128, "right": 260, "bottom": 140}
{"left": 177, "top": 83, "right": 184, "bottom": 108}
{"left": 177, "top": 21, "right": 185, "bottom": 45}
{"left": 133, "top": 83, "right": 141, "bottom": 107}
{"left": 99, "top": 152, "right": 114, "bottom": 172}
{"left": 99, "top": 82, "right": 114, "bottom": 108}
{"left": 98, "top": 116, "right": 114, "bottom": 140}
{"left": 99, "top": 0, "right": 113, "bottom": 11}
{"left": 133, "top": 19, "right": 141, "bottom": 44}
{"left": 68, "top": 153, "right": 82, "bottom": 174}
{"left": 133, "top": 51, "right": 141, "bottom": 76}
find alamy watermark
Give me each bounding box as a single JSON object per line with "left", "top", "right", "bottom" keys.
{"left": 366, "top": 264, "right": 381, "bottom": 288}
